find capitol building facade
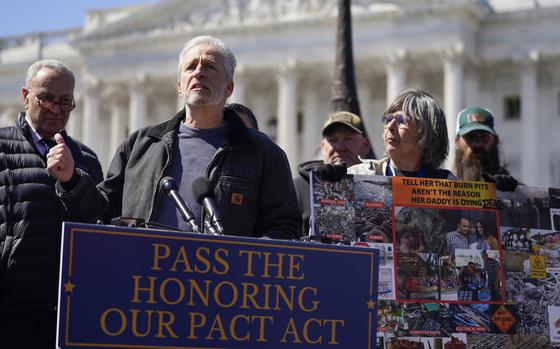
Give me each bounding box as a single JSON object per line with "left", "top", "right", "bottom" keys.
{"left": 1, "top": 0, "right": 559, "bottom": 187}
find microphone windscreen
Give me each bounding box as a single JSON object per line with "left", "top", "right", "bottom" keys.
{"left": 192, "top": 177, "right": 212, "bottom": 205}
{"left": 159, "top": 176, "right": 177, "bottom": 194}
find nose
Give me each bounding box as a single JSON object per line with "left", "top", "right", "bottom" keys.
{"left": 193, "top": 61, "right": 205, "bottom": 78}
{"left": 50, "top": 103, "right": 62, "bottom": 114}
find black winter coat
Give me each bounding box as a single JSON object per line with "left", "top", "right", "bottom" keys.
{"left": 0, "top": 113, "right": 103, "bottom": 313}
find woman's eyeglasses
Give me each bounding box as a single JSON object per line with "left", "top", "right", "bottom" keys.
{"left": 380, "top": 113, "right": 414, "bottom": 128}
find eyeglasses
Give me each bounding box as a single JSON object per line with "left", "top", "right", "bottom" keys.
{"left": 380, "top": 113, "right": 414, "bottom": 128}
{"left": 29, "top": 91, "right": 75, "bottom": 112}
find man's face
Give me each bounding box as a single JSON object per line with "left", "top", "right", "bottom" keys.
{"left": 458, "top": 218, "right": 470, "bottom": 236}
{"left": 22, "top": 68, "right": 74, "bottom": 138}
{"left": 456, "top": 130, "right": 495, "bottom": 158}
{"left": 454, "top": 130, "right": 500, "bottom": 181}
{"left": 178, "top": 44, "right": 233, "bottom": 107}
{"left": 321, "top": 125, "right": 369, "bottom": 166}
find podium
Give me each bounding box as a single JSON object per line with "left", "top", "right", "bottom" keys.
{"left": 56, "top": 222, "right": 380, "bottom": 349}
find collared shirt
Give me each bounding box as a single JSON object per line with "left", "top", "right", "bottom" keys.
{"left": 447, "top": 230, "right": 470, "bottom": 256}
{"left": 25, "top": 114, "right": 51, "bottom": 155}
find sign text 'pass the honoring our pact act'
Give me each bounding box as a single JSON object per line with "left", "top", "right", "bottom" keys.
{"left": 57, "top": 223, "right": 380, "bottom": 349}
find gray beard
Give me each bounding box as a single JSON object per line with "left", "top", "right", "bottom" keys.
{"left": 454, "top": 144, "right": 502, "bottom": 181}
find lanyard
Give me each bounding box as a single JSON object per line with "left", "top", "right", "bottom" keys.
{"left": 386, "top": 159, "right": 426, "bottom": 178}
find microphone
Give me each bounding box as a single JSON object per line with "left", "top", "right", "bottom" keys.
{"left": 159, "top": 176, "right": 201, "bottom": 234}
{"left": 192, "top": 177, "right": 224, "bottom": 235}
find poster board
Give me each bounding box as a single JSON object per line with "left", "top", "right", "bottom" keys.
{"left": 311, "top": 173, "right": 560, "bottom": 348}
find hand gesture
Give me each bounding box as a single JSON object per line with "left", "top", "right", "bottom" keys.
{"left": 46, "top": 133, "right": 75, "bottom": 182}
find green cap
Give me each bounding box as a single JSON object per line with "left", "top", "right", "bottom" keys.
{"left": 322, "top": 111, "right": 364, "bottom": 136}
{"left": 456, "top": 107, "right": 496, "bottom": 136}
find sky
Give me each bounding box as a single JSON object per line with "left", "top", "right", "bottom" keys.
{"left": 0, "top": 0, "right": 158, "bottom": 37}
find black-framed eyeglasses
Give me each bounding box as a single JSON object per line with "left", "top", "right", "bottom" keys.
{"left": 380, "top": 113, "right": 414, "bottom": 128}
{"left": 29, "top": 91, "right": 75, "bottom": 112}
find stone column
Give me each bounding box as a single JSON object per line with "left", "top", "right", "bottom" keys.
{"left": 106, "top": 86, "right": 128, "bottom": 155}
{"left": 519, "top": 51, "right": 540, "bottom": 185}
{"left": 251, "top": 95, "right": 270, "bottom": 135}
{"left": 276, "top": 61, "right": 298, "bottom": 175}
{"left": 82, "top": 76, "right": 100, "bottom": 151}
{"left": 442, "top": 44, "right": 465, "bottom": 170}
{"left": 385, "top": 48, "right": 407, "bottom": 105}
{"left": 302, "top": 87, "right": 321, "bottom": 161}
{"left": 129, "top": 74, "right": 148, "bottom": 134}
{"left": 65, "top": 95, "right": 82, "bottom": 140}
{"left": 464, "top": 63, "right": 480, "bottom": 107}
{"left": 229, "top": 65, "right": 246, "bottom": 105}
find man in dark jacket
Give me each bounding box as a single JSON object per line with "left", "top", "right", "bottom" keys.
{"left": 50, "top": 36, "right": 301, "bottom": 240}
{"left": 294, "top": 111, "right": 370, "bottom": 236}
{"left": 453, "top": 107, "right": 517, "bottom": 190}
{"left": 0, "top": 59, "right": 103, "bottom": 348}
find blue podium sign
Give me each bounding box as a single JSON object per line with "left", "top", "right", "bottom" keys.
{"left": 57, "top": 222, "right": 379, "bottom": 349}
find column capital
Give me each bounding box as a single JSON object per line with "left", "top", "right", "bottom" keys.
{"left": 441, "top": 42, "right": 465, "bottom": 64}
{"left": 102, "top": 84, "right": 128, "bottom": 105}
{"left": 82, "top": 75, "right": 100, "bottom": 93}
{"left": 277, "top": 59, "right": 298, "bottom": 77}
{"left": 384, "top": 48, "right": 407, "bottom": 66}
{"left": 513, "top": 49, "right": 540, "bottom": 66}
{"left": 129, "top": 73, "right": 148, "bottom": 91}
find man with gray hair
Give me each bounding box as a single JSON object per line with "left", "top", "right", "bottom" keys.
{"left": 0, "top": 59, "right": 103, "bottom": 347}
{"left": 50, "top": 35, "right": 301, "bottom": 239}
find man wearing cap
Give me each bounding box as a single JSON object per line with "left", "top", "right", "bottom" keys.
{"left": 453, "top": 107, "right": 517, "bottom": 191}
{"left": 293, "top": 111, "right": 370, "bottom": 236}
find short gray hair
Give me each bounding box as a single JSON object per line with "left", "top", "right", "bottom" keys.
{"left": 25, "top": 59, "right": 75, "bottom": 87}
{"left": 383, "top": 88, "right": 449, "bottom": 169}
{"left": 177, "top": 35, "right": 236, "bottom": 81}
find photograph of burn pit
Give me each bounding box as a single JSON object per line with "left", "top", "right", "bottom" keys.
{"left": 401, "top": 302, "right": 454, "bottom": 337}
{"left": 311, "top": 174, "right": 356, "bottom": 242}
{"left": 466, "top": 333, "right": 550, "bottom": 349}
{"left": 353, "top": 176, "right": 393, "bottom": 243}
{"left": 498, "top": 186, "right": 551, "bottom": 231}
{"left": 394, "top": 206, "right": 501, "bottom": 303}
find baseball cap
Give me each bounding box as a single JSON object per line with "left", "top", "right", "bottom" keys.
{"left": 322, "top": 111, "right": 365, "bottom": 136}
{"left": 456, "top": 107, "right": 496, "bottom": 136}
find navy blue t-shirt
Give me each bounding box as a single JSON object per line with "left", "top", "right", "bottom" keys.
{"left": 154, "top": 122, "right": 227, "bottom": 231}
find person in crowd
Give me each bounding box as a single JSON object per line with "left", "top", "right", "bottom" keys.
{"left": 397, "top": 230, "right": 425, "bottom": 254}
{"left": 476, "top": 220, "right": 499, "bottom": 250}
{"left": 447, "top": 217, "right": 476, "bottom": 257}
{"left": 225, "top": 102, "right": 259, "bottom": 130}
{"left": 49, "top": 35, "right": 301, "bottom": 239}
{"left": 0, "top": 59, "right": 103, "bottom": 348}
{"left": 453, "top": 107, "right": 517, "bottom": 191}
{"left": 481, "top": 250, "right": 501, "bottom": 301}
{"left": 294, "top": 111, "right": 370, "bottom": 235}
{"left": 347, "top": 88, "right": 455, "bottom": 179}
{"left": 457, "top": 262, "right": 481, "bottom": 301}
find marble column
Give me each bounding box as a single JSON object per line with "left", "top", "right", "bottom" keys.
{"left": 385, "top": 48, "right": 407, "bottom": 105}
{"left": 442, "top": 45, "right": 465, "bottom": 170}
{"left": 251, "top": 95, "right": 270, "bottom": 135}
{"left": 302, "top": 87, "right": 321, "bottom": 161}
{"left": 519, "top": 51, "right": 540, "bottom": 185}
{"left": 108, "top": 87, "right": 128, "bottom": 156}
{"left": 464, "top": 64, "right": 480, "bottom": 108}
{"left": 276, "top": 61, "right": 298, "bottom": 175}
{"left": 82, "top": 76, "right": 100, "bottom": 152}
{"left": 229, "top": 65, "right": 246, "bottom": 105}
{"left": 129, "top": 74, "right": 148, "bottom": 134}
{"left": 65, "top": 96, "right": 82, "bottom": 140}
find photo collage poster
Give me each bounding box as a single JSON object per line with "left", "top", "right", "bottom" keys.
{"left": 310, "top": 172, "right": 560, "bottom": 349}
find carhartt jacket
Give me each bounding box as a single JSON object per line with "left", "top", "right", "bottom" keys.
{"left": 56, "top": 109, "right": 301, "bottom": 239}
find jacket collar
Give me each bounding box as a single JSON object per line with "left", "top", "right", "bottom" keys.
{"left": 146, "top": 108, "right": 254, "bottom": 148}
